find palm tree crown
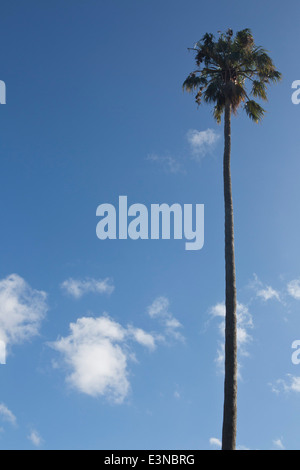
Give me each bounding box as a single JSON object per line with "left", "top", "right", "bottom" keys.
{"left": 183, "top": 28, "right": 281, "bottom": 122}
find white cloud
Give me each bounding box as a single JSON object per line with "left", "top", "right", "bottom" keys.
{"left": 0, "top": 274, "right": 47, "bottom": 357}
{"left": 210, "top": 303, "right": 226, "bottom": 318}
{"left": 51, "top": 295, "right": 183, "bottom": 402}
{"left": 50, "top": 315, "right": 157, "bottom": 403}
{"left": 0, "top": 340, "right": 6, "bottom": 364}
{"left": 186, "top": 128, "right": 220, "bottom": 158}
{"left": 257, "top": 286, "right": 280, "bottom": 302}
{"left": 0, "top": 403, "right": 17, "bottom": 426}
{"left": 287, "top": 279, "right": 300, "bottom": 299}
{"left": 147, "top": 296, "right": 184, "bottom": 341}
{"left": 50, "top": 316, "right": 129, "bottom": 403}
{"left": 148, "top": 297, "right": 170, "bottom": 318}
{"left": 249, "top": 274, "right": 281, "bottom": 302}
{"left": 148, "top": 128, "right": 220, "bottom": 174}
{"left": 210, "top": 302, "right": 253, "bottom": 349}
{"left": 288, "top": 376, "right": 300, "bottom": 392}
{"left": 236, "top": 303, "right": 253, "bottom": 351}
{"left": 215, "top": 344, "right": 225, "bottom": 370}
{"left": 209, "top": 436, "right": 250, "bottom": 450}
{"left": 28, "top": 429, "right": 43, "bottom": 447}
{"left": 61, "top": 277, "right": 114, "bottom": 299}
{"left": 209, "top": 301, "right": 253, "bottom": 374}
{"left": 209, "top": 437, "right": 222, "bottom": 449}
{"left": 128, "top": 327, "right": 156, "bottom": 351}
{"left": 273, "top": 438, "right": 285, "bottom": 450}
{"left": 271, "top": 375, "right": 300, "bottom": 394}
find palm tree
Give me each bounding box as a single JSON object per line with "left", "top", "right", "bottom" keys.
{"left": 183, "top": 29, "right": 281, "bottom": 450}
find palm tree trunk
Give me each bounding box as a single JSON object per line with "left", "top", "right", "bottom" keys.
{"left": 221, "top": 99, "right": 237, "bottom": 451}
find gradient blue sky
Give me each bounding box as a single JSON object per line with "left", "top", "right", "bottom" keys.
{"left": 0, "top": 0, "right": 300, "bottom": 450}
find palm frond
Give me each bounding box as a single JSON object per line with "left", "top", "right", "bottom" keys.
{"left": 213, "top": 102, "right": 225, "bottom": 123}
{"left": 251, "top": 80, "right": 267, "bottom": 100}
{"left": 182, "top": 74, "right": 207, "bottom": 92}
{"left": 244, "top": 100, "right": 265, "bottom": 122}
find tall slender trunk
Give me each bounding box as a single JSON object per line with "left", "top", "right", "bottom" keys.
{"left": 221, "top": 99, "right": 237, "bottom": 451}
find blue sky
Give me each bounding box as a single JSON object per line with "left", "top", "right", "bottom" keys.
{"left": 0, "top": 0, "right": 300, "bottom": 450}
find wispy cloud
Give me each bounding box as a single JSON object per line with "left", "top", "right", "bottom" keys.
{"left": 148, "top": 297, "right": 170, "bottom": 318}
{"left": 210, "top": 302, "right": 253, "bottom": 350}
{"left": 249, "top": 274, "right": 281, "bottom": 302}
{"left": 147, "top": 296, "right": 184, "bottom": 342}
{"left": 209, "top": 436, "right": 249, "bottom": 450}
{"left": 287, "top": 279, "right": 300, "bottom": 300}
{"left": 28, "top": 429, "right": 43, "bottom": 447}
{"left": 186, "top": 128, "right": 220, "bottom": 158}
{"left": 273, "top": 438, "right": 285, "bottom": 450}
{"left": 209, "top": 301, "right": 253, "bottom": 374}
{"left": 247, "top": 273, "right": 300, "bottom": 306}
{"left": 128, "top": 327, "right": 156, "bottom": 351}
{"left": 0, "top": 404, "right": 17, "bottom": 426}
{"left": 147, "top": 154, "right": 185, "bottom": 174}
{"left": 270, "top": 374, "right": 300, "bottom": 394}
{"left": 148, "top": 128, "right": 220, "bottom": 174}
{"left": 257, "top": 286, "right": 281, "bottom": 302}
{"left": 0, "top": 274, "right": 47, "bottom": 359}
{"left": 61, "top": 277, "right": 115, "bottom": 299}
